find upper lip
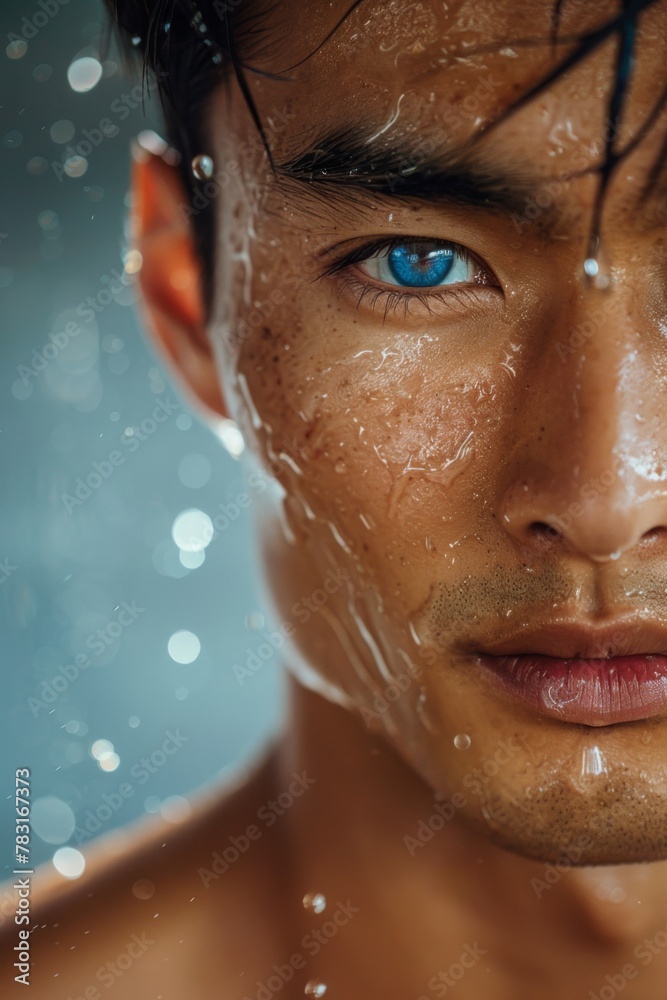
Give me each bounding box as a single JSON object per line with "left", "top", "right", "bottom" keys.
{"left": 476, "top": 617, "right": 667, "bottom": 660}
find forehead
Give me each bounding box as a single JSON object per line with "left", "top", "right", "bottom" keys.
{"left": 237, "top": 0, "right": 665, "bottom": 173}
{"left": 247, "top": 0, "right": 602, "bottom": 65}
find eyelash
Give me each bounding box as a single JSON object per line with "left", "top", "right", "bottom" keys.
{"left": 318, "top": 236, "right": 499, "bottom": 321}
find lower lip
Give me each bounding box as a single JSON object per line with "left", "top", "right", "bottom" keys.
{"left": 478, "top": 654, "right": 667, "bottom": 726}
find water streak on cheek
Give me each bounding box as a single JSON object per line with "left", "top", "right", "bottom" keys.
{"left": 234, "top": 213, "right": 257, "bottom": 308}
{"left": 376, "top": 383, "right": 496, "bottom": 519}
{"left": 236, "top": 372, "right": 264, "bottom": 433}
{"left": 221, "top": 177, "right": 262, "bottom": 319}
{"left": 385, "top": 427, "right": 476, "bottom": 520}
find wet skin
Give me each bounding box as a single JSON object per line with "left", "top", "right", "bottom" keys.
{"left": 5, "top": 0, "right": 667, "bottom": 997}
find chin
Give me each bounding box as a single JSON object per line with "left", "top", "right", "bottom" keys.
{"left": 464, "top": 783, "right": 667, "bottom": 866}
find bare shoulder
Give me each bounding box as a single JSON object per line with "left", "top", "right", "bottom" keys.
{"left": 0, "top": 746, "right": 292, "bottom": 999}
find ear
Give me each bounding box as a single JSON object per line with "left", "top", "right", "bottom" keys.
{"left": 130, "top": 146, "right": 228, "bottom": 420}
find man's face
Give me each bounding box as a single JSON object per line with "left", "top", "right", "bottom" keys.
{"left": 205, "top": 0, "right": 667, "bottom": 864}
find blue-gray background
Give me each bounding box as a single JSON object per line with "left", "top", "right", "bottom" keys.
{"left": 0, "top": 0, "right": 282, "bottom": 883}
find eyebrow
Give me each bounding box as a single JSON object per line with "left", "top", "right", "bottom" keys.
{"left": 274, "top": 123, "right": 565, "bottom": 230}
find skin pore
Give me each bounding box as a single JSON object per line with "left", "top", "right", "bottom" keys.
{"left": 5, "top": 0, "right": 667, "bottom": 997}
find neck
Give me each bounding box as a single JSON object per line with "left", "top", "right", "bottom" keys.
{"left": 274, "top": 672, "right": 667, "bottom": 995}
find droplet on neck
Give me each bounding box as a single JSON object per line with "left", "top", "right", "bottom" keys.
{"left": 303, "top": 892, "right": 326, "bottom": 914}
{"left": 305, "top": 981, "right": 327, "bottom": 997}
{"left": 453, "top": 733, "right": 471, "bottom": 750}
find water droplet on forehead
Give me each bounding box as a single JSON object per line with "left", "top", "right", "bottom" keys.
{"left": 303, "top": 892, "right": 326, "bottom": 914}
{"left": 583, "top": 245, "right": 611, "bottom": 290}
{"left": 305, "top": 982, "right": 327, "bottom": 997}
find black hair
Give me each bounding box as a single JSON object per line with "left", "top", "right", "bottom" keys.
{"left": 103, "top": 0, "right": 664, "bottom": 314}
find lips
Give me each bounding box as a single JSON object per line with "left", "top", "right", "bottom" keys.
{"left": 475, "top": 620, "right": 667, "bottom": 727}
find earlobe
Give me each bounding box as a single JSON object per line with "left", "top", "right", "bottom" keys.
{"left": 130, "top": 146, "right": 228, "bottom": 420}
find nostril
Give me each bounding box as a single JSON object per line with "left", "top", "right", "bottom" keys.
{"left": 531, "top": 521, "right": 560, "bottom": 541}
{"left": 525, "top": 522, "right": 561, "bottom": 553}
{"left": 641, "top": 526, "right": 664, "bottom": 544}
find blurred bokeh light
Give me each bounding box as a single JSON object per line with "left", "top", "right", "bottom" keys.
{"left": 0, "top": 0, "right": 282, "bottom": 876}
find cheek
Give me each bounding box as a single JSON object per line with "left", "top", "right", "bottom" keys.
{"left": 230, "top": 289, "right": 504, "bottom": 582}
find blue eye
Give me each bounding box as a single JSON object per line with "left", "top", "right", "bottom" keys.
{"left": 387, "top": 244, "right": 454, "bottom": 287}
{"left": 359, "top": 240, "right": 473, "bottom": 289}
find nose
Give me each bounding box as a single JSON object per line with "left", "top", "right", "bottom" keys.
{"left": 499, "top": 284, "right": 667, "bottom": 563}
